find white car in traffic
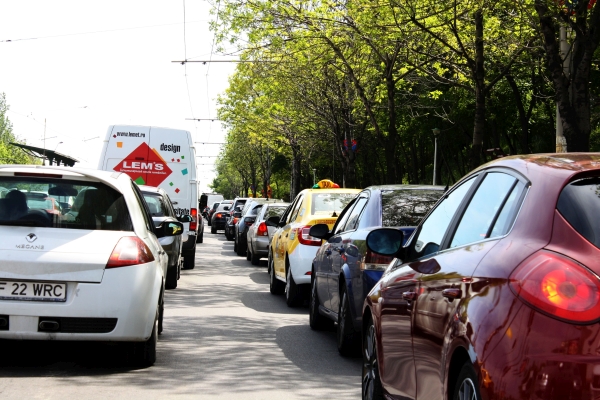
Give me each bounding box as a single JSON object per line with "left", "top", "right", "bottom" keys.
{"left": 0, "top": 165, "right": 185, "bottom": 366}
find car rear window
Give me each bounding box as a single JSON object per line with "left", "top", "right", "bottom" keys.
{"left": 264, "top": 205, "right": 286, "bottom": 220}
{"left": 311, "top": 192, "right": 356, "bottom": 215}
{"left": 557, "top": 177, "right": 600, "bottom": 248}
{"left": 143, "top": 192, "right": 170, "bottom": 217}
{"left": 0, "top": 177, "right": 132, "bottom": 231}
{"left": 382, "top": 189, "right": 443, "bottom": 227}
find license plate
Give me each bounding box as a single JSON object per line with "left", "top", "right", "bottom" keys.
{"left": 0, "top": 280, "right": 67, "bottom": 302}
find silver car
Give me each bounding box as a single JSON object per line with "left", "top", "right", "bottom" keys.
{"left": 246, "top": 202, "right": 289, "bottom": 265}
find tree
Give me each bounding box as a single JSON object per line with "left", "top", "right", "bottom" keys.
{"left": 0, "top": 93, "right": 35, "bottom": 164}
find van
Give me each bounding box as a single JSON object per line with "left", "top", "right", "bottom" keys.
{"left": 97, "top": 125, "right": 199, "bottom": 269}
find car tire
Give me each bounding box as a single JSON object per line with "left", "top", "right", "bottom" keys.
{"left": 197, "top": 230, "right": 203, "bottom": 243}
{"left": 309, "top": 274, "right": 333, "bottom": 331}
{"left": 246, "top": 247, "right": 251, "bottom": 261}
{"left": 338, "top": 286, "right": 360, "bottom": 356}
{"left": 165, "top": 266, "right": 178, "bottom": 289}
{"left": 233, "top": 236, "right": 238, "bottom": 252}
{"left": 158, "top": 292, "right": 164, "bottom": 335}
{"left": 133, "top": 312, "right": 158, "bottom": 367}
{"left": 250, "top": 247, "right": 260, "bottom": 265}
{"left": 182, "top": 247, "right": 195, "bottom": 270}
{"left": 362, "top": 317, "right": 384, "bottom": 400}
{"left": 452, "top": 362, "right": 481, "bottom": 400}
{"left": 211, "top": 225, "right": 216, "bottom": 234}
{"left": 236, "top": 237, "right": 246, "bottom": 256}
{"left": 285, "top": 265, "right": 301, "bottom": 307}
{"left": 269, "top": 259, "right": 285, "bottom": 295}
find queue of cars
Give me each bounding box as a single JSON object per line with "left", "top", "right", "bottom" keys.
{"left": 221, "top": 154, "right": 600, "bottom": 400}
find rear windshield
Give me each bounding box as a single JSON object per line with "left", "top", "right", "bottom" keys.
{"left": 264, "top": 205, "right": 286, "bottom": 220}
{"left": 382, "top": 189, "right": 444, "bottom": 227}
{"left": 0, "top": 177, "right": 132, "bottom": 231}
{"left": 311, "top": 192, "right": 356, "bottom": 215}
{"left": 557, "top": 177, "right": 600, "bottom": 248}
{"left": 143, "top": 192, "right": 170, "bottom": 217}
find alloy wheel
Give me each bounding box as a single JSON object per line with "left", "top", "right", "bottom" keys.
{"left": 458, "top": 377, "right": 477, "bottom": 400}
{"left": 362, "top": 323, "right": 381, "bottom": 400}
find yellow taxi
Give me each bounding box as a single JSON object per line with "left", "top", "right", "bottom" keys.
{"left": 268, "top": 181, "right": 360, "bottom": 306}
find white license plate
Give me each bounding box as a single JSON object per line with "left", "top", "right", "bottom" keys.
{"left": 0, "top": 280, "right": 67, "bottom": 302}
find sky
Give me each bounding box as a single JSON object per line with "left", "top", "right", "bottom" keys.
{"left": 0, "top": 1, "right": 237, "bottom": 193}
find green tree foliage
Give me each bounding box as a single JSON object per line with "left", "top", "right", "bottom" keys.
{"left": 0, "top": 93, "right": 36, "bottom": 165}
{"left": 210, "top": 0, "right": 598, "bottom": 191}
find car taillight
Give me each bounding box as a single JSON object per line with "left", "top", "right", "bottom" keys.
{"left": 296, "top": 226, "right": 322, "bottom": 246}
{"left": 509, "top": 250, "right": 600, "bottom": 323}
{"left": 216, "top": 213, "right": 222, "bottom": 218}
{"left": 233, "top": 217, "right": 239, "bottom": 224}
{"left": 257, "top": 221, "right": 268, "bottom": 236}
{"left": 106, "top": 237, "right": 155, "bottom": 269}
{"left": 190, "top": 208, "right": 197, "bottom": 231}
{"left": 360, "top": 250, "right": 394, "bottom": 271}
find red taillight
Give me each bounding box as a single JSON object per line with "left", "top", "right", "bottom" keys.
{"left": 233, "top": 217, "right": 239, "bottom": 224}
{"left": 216, "top": 213, "right": 222, "bottom": 218}
{"left": 106, "top": 237, "right": 155, "bottom": 269}
{"left": 257, "top": 221, "right": 268, "bottom": 236}
{"left": 509, "top": 250, "right": 600, "bottom": 323}
{"left": 190, "top": 208, "right": 197, "bottom": 231}
{"left": 296, "top": 226, "right": 322, "bottom": 246}
{"left": 360, "top": 250, "right": 394, "bottom": 271}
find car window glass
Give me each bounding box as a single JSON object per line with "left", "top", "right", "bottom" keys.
{"left": 289, "top": 194, "right": 304, "bottom": 222}
{"left": 411, "top": 177, "right": 476, "bottom": 258}
{"left": 332, "top": 196, "right": 359, "bottom": 235}
{"left": 488, "top": 181, "right": 525, "bottom": 238}
{"left": 344, "top": 196, "right": 368, "bottom": 232}
{"left": 450, "top": 173, "right": 517, "bottom": 248}
{"left": 264, "top": 205, "right": 286, "bottom": 221}
{"left": 311, "top": 192, "right": 356, "bottom": 215}
{"left": 131, "top": 183, "right": 154, "bottom": 232}
{"left": 143, "top": 193, "right": 169, "bottom": 217}
{"left": 557, "top": 177, "right": 600, "bottom": 248}
{"left": 382, "top": 189, "right": 443, "bottom": 227}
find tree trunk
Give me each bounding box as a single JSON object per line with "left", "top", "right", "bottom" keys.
{"left": 470, "top": 10, "right": 486, "bottom": 170}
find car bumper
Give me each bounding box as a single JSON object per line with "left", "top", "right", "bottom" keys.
{"left": 0, "top": 265, "right": 160, "bottom": 341}
{"left": 251, "top": 236, "right": 270, "bottom": 257}
{"left": 288, "top": 244, "right": 319, "bottom": 286}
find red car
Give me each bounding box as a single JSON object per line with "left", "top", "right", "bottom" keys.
{"left": 362, "top": 153, "right": 600, "bottom": 400}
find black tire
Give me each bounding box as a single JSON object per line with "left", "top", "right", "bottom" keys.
{"left": 182, "top": 248, "right": 195, "bottom": 270}
{"left": 250, "top": 247, "right": 260, "bottom": 265}
{"left": 452, "top": 362, "right": 481, "bottom": 400}
{"left": 338, "top": 286, "right": 360, "bottom": 356}
{"left": 158, "top": 292, "right": 164, "bottom": 335}
{"left": 236, "top": 236, "right": 246, "bottom": 256}
{"left": 165, "top": 266, "right": 177, "bottom": 289}
{"left": 269, "top": 259, "right": 285, "bottom": 295}
{"left": 309, "top": 273, "right": 333, "bottom": 330}
{"left": 211, "top": 225, "right": 216, "bottom": 234}
{"left": 362, "top": 318, "right": 384, "bottom": 400}
{"left": 246, "top": 247, "right": 252, "bottom": 261}
{"left": 197, "top": 230, "right": 203, "bottom": 243}
{"left": 133, "top": 312, "right": 157, "bottom": 367}
{"left": 233, "top": 237, "right": 238, "bottom": 253}
{"left": 285, "top": 265, "right": 301, "bottom": 307}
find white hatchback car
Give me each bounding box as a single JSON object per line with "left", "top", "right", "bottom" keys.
{"left": 0, "top": 165, "right": 185, "bottom": 366}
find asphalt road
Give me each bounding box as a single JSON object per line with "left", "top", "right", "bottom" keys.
{"left": 0, "top": 227, "right": 362, "bottom": 399}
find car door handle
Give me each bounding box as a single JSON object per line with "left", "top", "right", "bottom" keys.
{"left": 402, "top": 291, "right": 417, "bottom": 301}
{"left": 442, "top": 288, "right": 462, "bottom": 300}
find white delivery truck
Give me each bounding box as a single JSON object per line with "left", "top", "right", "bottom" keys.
{"left": 97, "top": 125, "right": 199, "bottom": 269}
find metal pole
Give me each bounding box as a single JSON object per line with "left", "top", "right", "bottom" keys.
{"left": 433, "top": 137, "right": 438, "bottom": 185}
{"left": 556, "top": 25, "right": 570, "bottom": 153}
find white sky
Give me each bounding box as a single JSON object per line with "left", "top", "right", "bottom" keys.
{"left": 0, "top": 1, "right": 236, "bottom": 193}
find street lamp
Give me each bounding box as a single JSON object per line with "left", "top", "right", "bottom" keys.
{"left": 432, "top": 128, "right": 441, "bottom": 185}
{"left": 53, "top": 142, "right": 63, "bottom": 152}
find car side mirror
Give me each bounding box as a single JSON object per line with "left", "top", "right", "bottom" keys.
{"left": 156, "top": 221, "right": 184, "bottom": 238}
{"left": 366, "top": 228, "right": 405, "bottom": 259}
{"left": 234, "top": 212, "right": 242, "bottom": 218}
{"left": 266, "top": 215, "right": 281, "bottom": 227}
{"left": 309, "top": 224, "right": 331, "bottom": 240}
{"left": 177, "top": 215, "right": 194, "bottom": 223}
{"left": 224, "top": 206, "right": 230, "bottom": 211}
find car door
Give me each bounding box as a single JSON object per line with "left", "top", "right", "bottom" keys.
{"left": 313, "top": 196, "right": 357, "bottom": 311}
{"left": 408, "top": 170, "right": 527, "bottom": 399}
{"left": 329, "top": 193, "right": 369, "bottom": 313}
{"left": 272, "top": 195, "right": 303, "bottom": 279}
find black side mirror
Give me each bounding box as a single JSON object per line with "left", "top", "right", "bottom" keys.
{"left": 266, "top": 215, "right": 281, "bottom": 227}
{"left": 234, "top": 212, "right": 242, "bottom": 218}
{"left": 177, "top": 215, "right": 194, "bottom": 223}
{"left": 156, "top": 221, "right": 184, "bottom": 238}
{"left": 309, "top": 224, "right": 331, "bottom": 240}
{"left": 366, "top": 228, "right": 405, "bottom": 259}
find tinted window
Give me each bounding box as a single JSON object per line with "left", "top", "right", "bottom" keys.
{"left": 488, "top": 181, "right": 525, "bottom": 238}
{"left": 381, "top": 189, "right": 443, "bottom": 227}
{"left": 289, "top": 194, "right": 305, "bottom": 222}
{"left": 263, "top": 205, "right": 286, "bottom": 220}
{"left": 344, "top": 196, "right": 368, "bottom": 232}
{"left": 143, "top": 193, "right": 171, "bottom": 217}
{"left": 311, "top": 192, "right": 356, "bottom": 215}
{"left": 0, "top": 177, "right": 132, "bottom": 231}
{"left": 410, "top": 177, "right": 476, "bottom": 258}
{"left": 332, "top": 197, "right": 358, "bottom": 235}
{"left": 450, "top": 173, "right": 517, "bottom": 248}
{"left": 557, "top": 177, "right": 600, "bottom": 248}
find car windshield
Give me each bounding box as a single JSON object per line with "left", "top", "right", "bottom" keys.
{"left": 311, "top": 192, "right": 356, "bottom": 215}
{"left": 381, "top": 189, "right": 444, "bottom": 227}
{"left": 557, "top": 177, "right": 600, "bottom": 248}
{"left": 0, "top": 177, "right": 132, "bottom": 231}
